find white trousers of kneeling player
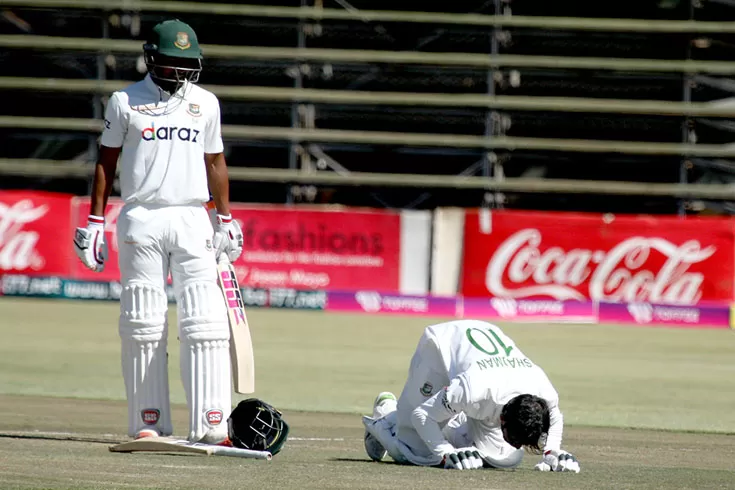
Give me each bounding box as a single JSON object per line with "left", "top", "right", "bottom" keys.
{"left": 116, "top": 203, "right": 231, "bottom": 443}
{"left": 384, "top": 331, "right": 524, "bottom": 468}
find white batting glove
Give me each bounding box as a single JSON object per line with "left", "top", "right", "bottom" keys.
{"left": 442, "top": 448, "right": 484, "bottom": 470}
{"left": 534, "top": 449, "right": 580, "bottom": 473}
{"left": 73, "top": 215, "right": 107, "bottom": 272}
{"left": 213, "top": 214, "right": 244, "bottom": 262}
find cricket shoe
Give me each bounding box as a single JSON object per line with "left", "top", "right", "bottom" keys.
{"left": 134, "top": 429, "right": 160, "bottom": 439}
{"left": 363, "top": 392, "right": 397, "bottom": 461}
{"left": 195, "top": 427, "right": 230, "bottom": 445}
{"left": 216, "top": 437, "right": 233, "bottom": 447}
{"left": 372, "top": 392, "right": 397, "bottom": 418}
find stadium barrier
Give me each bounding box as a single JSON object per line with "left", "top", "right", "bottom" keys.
{"left": 1, "top": 275, "right": 730, "bottom": 329}
{"left": 0, "top": 190, "right": 732, "bottom": 328}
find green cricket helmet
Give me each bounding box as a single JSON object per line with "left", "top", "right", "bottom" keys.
{"left": 143, "top": 19, "right": 202, "bottom": 85}
{"left": 227, "top": 399, "right": 290, "bottom": 456}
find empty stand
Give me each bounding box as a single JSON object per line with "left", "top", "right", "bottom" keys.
{"left": 0, "top": 0, "right": 733, "bottom": 213}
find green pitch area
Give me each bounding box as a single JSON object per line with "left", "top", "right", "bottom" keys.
{"left": 1, "top": 297, "right": 734, "bottom": 489}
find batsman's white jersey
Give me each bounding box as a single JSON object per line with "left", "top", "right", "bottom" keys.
{"left": 391, "top": 320, "right": 563, "bottom": 467}
{"left": 101, "top": 75, "right": 232, "bottom": 443}
{"left": 101, "top": 74, "right": 223, "bottom": 205}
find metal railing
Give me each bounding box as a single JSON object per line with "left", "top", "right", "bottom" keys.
{"left": 2, "top": 35, "right": 735, "bottom": 73}
{"left": 1, "top": 158, "right": 731, "bottom": 199}
{"left": 1, "top": 77, "right": 734, "bottom": 117}
{"left": 2, "top": 116, "right": 735, "bottom": 157}
{"left": 2, "top": 0, "right": 735, "bottom": 33}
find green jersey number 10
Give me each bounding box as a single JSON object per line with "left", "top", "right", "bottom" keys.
{"left": 466, "top": 327, "right": 514, "bottom": 357}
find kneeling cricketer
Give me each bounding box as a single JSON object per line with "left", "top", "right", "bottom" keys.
{"left": 362, "top": 319, "right": 580, "bottom": 472}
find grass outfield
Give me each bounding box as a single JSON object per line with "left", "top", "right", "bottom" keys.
{"left": 1, "top": 297, "right": 734, "bottom": 489}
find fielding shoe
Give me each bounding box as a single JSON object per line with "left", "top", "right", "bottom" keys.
{"left": 372, "top": 392, "right": 397, "bottom": 418}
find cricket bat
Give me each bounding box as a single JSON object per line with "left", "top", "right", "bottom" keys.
{"left": 217, "top": 254, "right": 255, "bottom": 394}
{"left": 109, "top": 437, "right": 271, "bottom": 460}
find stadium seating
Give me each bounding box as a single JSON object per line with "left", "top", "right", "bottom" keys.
{"left": 0, "top": 0, "right": 732, "bottom": 213}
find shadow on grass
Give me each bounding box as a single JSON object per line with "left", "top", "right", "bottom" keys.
{"left": 331, "top": 457, "right": 405, "bottom": 465}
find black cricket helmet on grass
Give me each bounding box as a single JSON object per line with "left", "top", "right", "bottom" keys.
{"left": 227, "top": 399, "right": 290, "bottom": 455}
{"left": 143, "top": 19, "right": 202, "bottom": 90}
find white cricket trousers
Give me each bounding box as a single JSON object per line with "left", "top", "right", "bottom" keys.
{"left": 117, "top": 203, "right": 217, "bottom": 286}
{"left": 116, "top": 203, "right": 231, "bottom": 442}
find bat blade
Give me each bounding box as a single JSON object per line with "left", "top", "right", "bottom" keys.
{"left": 217, "top": 255, "right": 255, "bottom": 394}
{"left": 109, "top": 437, "right": 272, "bottom": 460}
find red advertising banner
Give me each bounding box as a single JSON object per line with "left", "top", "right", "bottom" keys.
{"left": 230, "top": 206, "right": 401, "bottom": 291}
{"left": 461, "top": 209, "right": 735, "bottom": 305}
{"left": 0, "top": 191, "right": 75, "bottom": 277}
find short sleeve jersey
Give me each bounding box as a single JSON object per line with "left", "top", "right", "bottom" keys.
{"left": 100, "top": 75, "right": 224, "bottom": 205}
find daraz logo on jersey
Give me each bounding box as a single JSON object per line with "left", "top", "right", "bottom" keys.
{"left": 141, "top": 123, "right": 200, "bottom": 143}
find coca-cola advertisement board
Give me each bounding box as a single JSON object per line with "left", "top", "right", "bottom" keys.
{"left": 231, "top": 206, "right": 401, "bottom": 291}
{"left": 461, "top": 209, "right": 735, "bottom": 305}
{"left": 0, "top": 191, "right": 74, "bottom": 277}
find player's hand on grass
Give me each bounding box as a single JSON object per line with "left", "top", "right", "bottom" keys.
{"left": 213, "top": 214, "right": 243, "bottom": 262}
{"left": 73, "top": 215, "right": 107, "bottom": 272}
{"left": 442, "top": 448, "right": 484, "bottom": 470}
{"left": 534, "top": 449, "right": 580, "bottom": 473}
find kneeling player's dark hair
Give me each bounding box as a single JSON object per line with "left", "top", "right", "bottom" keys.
{"left": 500, "top": 394, "right": 550, "bottom": 454}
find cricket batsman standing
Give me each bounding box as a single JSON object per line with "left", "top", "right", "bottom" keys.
{"left": 362, "top": 320, "right": 580, "bottom": 472}
{"left": 73, "top": 19, "right": 243, "bottom": 444}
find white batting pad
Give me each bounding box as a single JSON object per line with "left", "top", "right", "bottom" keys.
{"left": 119, "top": 282, "right": 172, "bottom": 437}
{"left": 177, "top": 281, "right": 231, "bottom": 442}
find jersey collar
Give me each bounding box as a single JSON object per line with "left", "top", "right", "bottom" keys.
{"left": 143, "top": 73, "right": 163, "bottom": 98}
{"left": 143, "top": 74, "right": 189, "bottom": 101}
